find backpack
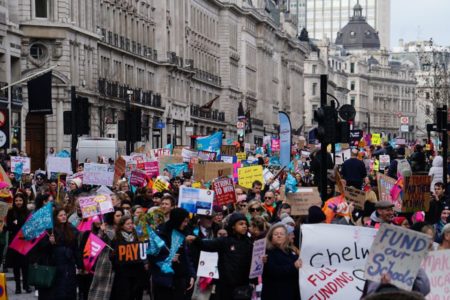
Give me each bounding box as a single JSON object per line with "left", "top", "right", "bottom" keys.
{"left": 396, "top": 158, "right": 412, "bottom": 178}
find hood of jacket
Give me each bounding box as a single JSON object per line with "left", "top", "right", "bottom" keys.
{"left": 370, "top": 211, "right": 383, "bottom": 224}
{"left": 432, "top": 156, "right": 443, "bottom": 167}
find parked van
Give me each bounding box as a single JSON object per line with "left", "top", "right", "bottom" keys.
{"left": 76, "top": 137, "right": 118, "bottom": 163}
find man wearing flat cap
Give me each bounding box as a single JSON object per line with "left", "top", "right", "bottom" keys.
{"left": 367, "top": 200, "right": 395, "bottom": 228}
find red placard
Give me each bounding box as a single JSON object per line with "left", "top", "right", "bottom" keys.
{"left": 212, "top": 177, "right": 236, "bottom": 206}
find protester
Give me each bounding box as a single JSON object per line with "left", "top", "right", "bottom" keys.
{"left": 367, "top": 200, "right": 395, "bottom": 227}
{"left": 341, "top": 149, "right": 367, "bottom": 189}
{"left": 426, "top": 182, "right": 449, "bottom": 224}
{"left": 429, "top": 155, "right": 444, "bottom": 192}
{"left": 438, "top": 223, "right": 450, "bottom": 249}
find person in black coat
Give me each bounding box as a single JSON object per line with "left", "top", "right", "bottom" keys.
{"left": 150, "top": 208, "right": 196, "bottom": 300}
{"left": 261, "top": 223, "right": 301, "bottom": 300}
{"left": 5, "top": 192, "right": 32, "bottom": 294}
{"left": 187, "top": 213, "right": 255, "bottom": 300}
{"left": 31, "top": 207, "right": 82, "bottom": 300}
{"left": 341, "top": 149, "right": 367, "bottom": 189}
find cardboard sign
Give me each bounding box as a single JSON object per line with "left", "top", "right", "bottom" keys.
{"left": 11, "top": 156, "right": 31, "bottom": 174}
{"left": 402, "top": 175, "right": 431, "bottom": 213}
{"left": 371, "top": 133, "right": 381, "bottom": 146}
{"left": 286, "top": 188, "right": 322, "bottom": 216}
{"left": 365, "top": 223, "right": 431, "bottom": 291}
{"left": 300, "top": 224, "right": 377, "bottom": 300}
{"left": 212, "top": 177, "right": 236, "bottom": 206}
{"left": 137, "top": 161, "right": 159, "bottom": 178}
{"left": 377, "top": 173, "right": 402, "bottom": 212}
{"left": 178, "top": 186, "right": 215, "bottom": 215}
{"left": 116, "top": 242, "right": 148, "bottom": 264}
{"left": 47, "top": 157, "right": 73, "bottom": 175}
{"left": 249, "top": 238, "right": 266, "bottom": 278}
{"left": 79, "top": 194, "right": 114, "bottom": 218}
{"left": 238, "top": 165, "right": 264, "bottom": 189}
{"left": 344, "top": 186, "right": 366, "bottom": 210}
{"left": 198, "top": 151, "right": 217, "bottom": 161}
{"left": 197, "top": 251, "right": 219, "bottom": 279}
{"left": 422, "top": 249, "right": 450, "bottom": 299}
{"left": 236, "top": 152, "right": 247, "bottom": 161}
{"left": 379, "top": 155, "right": 390, "bottom": 170}
{"left": 149, "top": 148, "right": 171, "bottom": 158}
{"left": 193, "top": 162, "right": 233, "bottom": 182}
{"left": 220, "top": 145, "right": 237, "bottom": 157}
{"left": 83, "top": 163, "right": 115, "bottom": 186}
{"left": 130, "top": 170, "right": 147, "bottom": 187}
{"left": 158, "top": 155, "right": 183, "bottom": 174}
{"left": 114, "top": 156, "right": 126, "bottom": 183}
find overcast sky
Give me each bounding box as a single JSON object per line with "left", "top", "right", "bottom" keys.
{"left": 391, "top": 0, "right": 450, "bottom": 47}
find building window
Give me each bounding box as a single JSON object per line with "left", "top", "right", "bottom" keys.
{"left": 425, "top": 92, "right": 430, "bottom": 99}
{"left": 350, "top": 81, "right": 355, "bottom": 90}
{"left": 350, "top": 96, "right": 355, "bottom": 107}
{"left": 350, "top": 63, "right": 355, "bottom": 73}
{"left": 312, "top": 65, "right": 317, "bottom": 74}
{"left": 35, "top": 0, "right": 48, "bottom": 18}
{"left": 29, "top": 43, "right": 48, "bottom": 60}
{"left": 312, "top": 83, "right": 317, "bottom": 95}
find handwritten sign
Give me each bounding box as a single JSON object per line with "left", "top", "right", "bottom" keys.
{"left": 236, "top": 152, "right": 247, "bottom": 161}
{"left": 371, "top": 133, "right": 381, "bottom": 146}
{"left": 220, "top": 145, "right": 236, "bottom": 157}
{"left": 379, "top": 155, "right": 390, "bottom": 171}
{"left": 249, "top": 238, "right": 266, "bottom": 278}
{"left": 47, "top": 157, "right": 72, "bottom": 175}
{"left": 178, "top": 186, "right": 214, "bottom": 215}
{"left": 377, "top": 173, "right": 402, "bottom": 212}
{"left": 212, "top": 177, "right": 236, "bottom": 206}
{"left": 130, "top": 170, "right": 147, "bottom": 187}
{"left": 365, "top": 223, "right": 431, "bottom": 291}
{"left": 402, "top": 175, "right": 431, "bottom": 213}
{"left": 153, "top": 179, "right": 169, "bottom": 192}
{"left": 79, "top": 194, "right": 114, "bottom": 218}
{"left": 286, "top": 188, "right": 322, "bottom": 216}
{"left": 422, "top": 249, "right": 450, "bottom": 299}
{"left": 197, "top": 251, "right": 219, "bottom": 279}
{"left": 344, "top": 186, "right": 366, "bottom": 210}
{"left": 116, "top": 241, "right": 148, "bottom": 264}
{"left": 11, "top": 156, "right": 31, "bottom": 174}
{"left": 238, "top": 165, "right": 263, "bottom": 189}
{"left": 114, "top": 156, "right": 126, "bottom": 183}
{"left": 83, "top": 163, "right": 114, "bottom": 186}
{"left": 300, "top": 224, "right": 377, "bottom": 300}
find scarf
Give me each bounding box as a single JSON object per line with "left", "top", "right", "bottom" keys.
{"left": 120, "top": 231, "right": 135, "bottom": 242}
{"left": 156, "top": 229, "right": 185, "bottom": 274}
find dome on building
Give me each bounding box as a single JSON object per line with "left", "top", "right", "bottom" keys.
{"left": 335, "top": 2, "right": 380, "bottom": 50}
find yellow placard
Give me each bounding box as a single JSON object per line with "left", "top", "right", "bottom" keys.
{"left": 237, "top": 165, "right": 264, "bottom": 189}
{"left": 371, "top": 133, "right": 381, "bottom": 146}
{"left": 192, "top": 181, "right": 202, "bottom": 188}
{"left": 236, "top": 152, "right": 247, "bottom": 161}
{"left": 0, "top": 273, "right": 6, "bottom": 300}
{"left": 373, "top": 159, "right": 380, "bottom": 172}
{"left": 153, "top": 179, "right": 169, "bottom": 192}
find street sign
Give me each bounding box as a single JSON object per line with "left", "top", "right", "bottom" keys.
{"left": 155, "top": 121, "right": 165, "bottom": 129}
{"left": 400, "top": 124, "right": 409, "bottom": 132}
{"left": 400, "top": 116, "right": 409, "bottom": 124}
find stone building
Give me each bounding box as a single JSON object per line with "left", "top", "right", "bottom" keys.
{"left": 5, "top": 0, "right": 308, "bottom": 169}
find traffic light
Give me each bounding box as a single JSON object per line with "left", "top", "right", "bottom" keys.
{"left": 314, "top": 105, "right": 337, "bottom": 144}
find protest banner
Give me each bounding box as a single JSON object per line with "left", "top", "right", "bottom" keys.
{"left": 422, "top": 249, "right": 450, "bottom": 299}
{"left": 182, "top": 148, "right": 198, "bottom": 163}
{"left": 137, "top": 161, "right": 159, "bottom": 178}
{"left": 83, "top": 163, "right": 114, "bottom": 186}
{"left": 300, "top": 224, "right": 377, "bottom": 300}
{"left": 379, "top": 155, "right": 390, "bottom": 170}
{"left": 46, "top": 157, "right": 73, "bottom": 175}
{"left": 149, "top": 148, "right": 171, "bottom": 158}
{"left": 236, "top": 152, "right": 247, "bottom": 161}
{"left": 220, "top": 155, "right": 235, "bottom": 164}
{"left": 402, "top": 175, "right": 431, "bottom": 213}
{"left": 341, "top": 149, "right": 351, "bottom": 162}
{"left": 116, "top": 241, "right": 148, "bottom": 264}
{"left": 178, "top": 186, "right": 214, "bottom": 215}
{"left": 344, "top": 186, "right": 366, "bottom": 210}
{"left": 193, "top": 162, "right": 233, "bottom": 182}
{"left": 238, "top": 165, "right": 264, "bottom": 189}
{"left": 79, "top": 194, "right": 114, "bottom": 218}
{"left": 377, "top": 173, "right": 402, "bottom": 212}
{"left": 263, "top": 168, "right": 280, "bottom": 190}
{"left": 158, "top": 155, "right": 183, "bottom": 174}
{"left": 196, "top": 131, "right": 223, "bottom": 152}
{"left": 11, "top": 156, "right": 31, "bottom": 174}
{"left": 220, "top": 145, "right": 236, "bottom": 157}
{"left": 153, "top": 178, "right": 169, "bottom": 192}
{"left": 249, "top": 238, "right": 266, "bottom": 278}
{"left": 271, "top": 139, "right": 280, "bottom": 152}
{"left": 130, "top": 170, "right": 147, "bottom": 187}
{"left": 212, "top": 177, "right": 236, "bottom": 206}
{"left": 286, "top": 188, "right": 322, "bottom": 216}
{"left": 197, "top": 251, "right": 219, "bottom": 279}
{"left": 371, "top": 133, "right": 381, "bottom": 146}
{"left": 365, "top": 223, "right": 431, "bottom": 291}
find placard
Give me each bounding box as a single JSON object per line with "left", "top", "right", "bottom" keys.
{"left": 198, "top": 150, "right": 217, "bottom": 161}
{"left": 236, "top": 152, "right": 247, "bottom": 161}
{"left": 212, "top": 177, "right": 236, "bottom": 206}
{"left": 47, "top": 157, "right": 73, "bottom": 175}
{"left": 153, "top": 178, "right": 169, "bottom": 192}
{"left": 178, "top": 186, "right": 214, "bottom": 215}
{"left": 193, "top": 162, "right": 233, "bottom": 182}
{"left": 114, "top": 156, "right": 126, "bottom": 183}
{"left": 262, "top": 168, "right": 280, "bottom": 190}
{"left": 137, "top": 161, "right": 159, "bottom": 178}
{"left": 149, "top": 148, "right": 171, "bottom": 158}
{"left": 402, "top": 175, "right": 431, "bottom": 213}
{"left": 286, "top": 188, "right": 322, "bottom": 216}
{"left": 365, "top": 223, "right": 431, "bottom": 291}
{"left": 249, "top": 238, "right": 266, "bottom": 278}
{"left": 197, "top": 251, "right": 219, "bottom": 279}
{"left": 238, "top": 165, "right": 264, "bottom": 189}
{"left": 344, "top": 186, "right": 366, "bottom": 210}
{"left": 79, "top": 194, "right": 114, "bottom": 218}
{"left": 182, "top": 148, "right": 198, "bottom": 163}
{"left": 11, "top": 156, "right": 31, "bottom": 174}
{"left": 300, "top": 224, "right": 377, "bottom": 300}
{"left": 116, "top": 241, "right": 148, "bottom": 264}
{"left": 220, "top": 145, "right": 237, "bottom": 157}
{"left": 130, "top": 170, "right": 147, "bottom": 187}
{"left": 379, "top": 155, "right": 390, "bottom": 170}
{"left": 377, "top": 173, "right": 402, "bottom": 212}
{"left": 422, "top": 249, "right": 450, "bottom": 299}
{"left": 158, "top": 155, "right": 183, "bottom": 174}
{"left": 371, "top": 133, "right": 381, "bottom": 146}
{"left": 83, "top": 163, "right": 114, "bottom": 186}
{"left": 271, "top": 139, "right": 280, "bottom": 152}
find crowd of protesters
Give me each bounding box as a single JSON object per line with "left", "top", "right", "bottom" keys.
{"left": 0, "top": 141, "right": 448, "bottom": 300}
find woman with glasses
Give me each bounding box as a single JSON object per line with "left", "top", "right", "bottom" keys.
{"left": 246, "top": 200, "right": 269, "bottom": 222}
{"left": 261, "top": 224, "right": 301, "bottom": 300}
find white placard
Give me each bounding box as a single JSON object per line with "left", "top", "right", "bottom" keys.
{"left": 262, "top": 168, "right": 280, "bottom": 190}
{"left": 83, "top": 163, "right": 114, "bottom": 186}
{"left": 249, "top": 238, "right": 266, "bottom": 279}
{"left": 11, "top": 156, "right": 31, "bottom": 174}
{"left": 197, "top": 251, "right": 219, "bottom": 279}
{"left": 178, "top": 186, "right": 215, "bottom": 215}
{"left": 46, "top": 157, "right": 73, "bottom": 175}
{"left": 422, "top": 249, "right": 450, "bottom": 299}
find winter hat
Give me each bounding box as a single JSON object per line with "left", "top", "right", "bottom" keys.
{"left": 226, "top": 213, "right": 248, "bottom": 232}
{"left": 0, "top": 182, "right": 9, "bottom": 189}
{"left": 166, "top": 208, "right": 189, "bottom": 231}
{"left": 307, "top": 206, "right": 326, "bottom": 224}
{"left": 280, "top": 213, "right": 295, "bottom": 226}
{"left": 70, "top": 178, "right": 82, "bottom": 188}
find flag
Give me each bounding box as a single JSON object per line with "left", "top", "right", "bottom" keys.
{"left": 200, "top": 96, "right": 219, "bottom": 112}
{"left": 146, "top": 225, "right": 166, "bottom": 256}
{"left": 0, "top": 165, "right": 11, "bottom": 186}
{"left": 9, "top": 229, "right": 45, "bottom": 256}
{"left": 83, "top": 233, "right": 107, "bottom": 273}
{"left": 77, "top": 216, "right": 99, "bottom": 232}
{"left": 27, "top": 71, "right": 53, "bottom": 114}
{"left": 22, "top": 202, "right": 53, "bottom": 240}
{"left": 279, "top": 112, "right": 292, "bottom": 168}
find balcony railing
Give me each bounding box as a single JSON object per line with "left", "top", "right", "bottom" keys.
{"left": 103, "top": 29, "right": 158, "bottom": 61}
{"left": 192, "top": 68, "right": 221, "bottom": 86}
{"left": 251, "top": 118, "right": 264, "bottom": 127}
{"left": 0, "top": 82, "right": 23, "bottom": 103}
{"left": 190, "top": 104, "right": 225, "bottom": 122}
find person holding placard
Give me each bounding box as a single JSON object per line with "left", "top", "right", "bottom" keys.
{"left": 261, "top": 223, "right": 301, "bottom": 300}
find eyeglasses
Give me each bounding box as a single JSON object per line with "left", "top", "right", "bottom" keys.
{"left": 264, "top": 196, "right": 274, "bottom": 199}
{"left": 238, "top": 204, "right": 247, "bottom": 208}
{"left": 249, "top": 207, "right": 263, "bottom": 213}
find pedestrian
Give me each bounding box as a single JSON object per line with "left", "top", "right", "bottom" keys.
{"left": 341, "top": 149, "right": 367, "bottom": 189}
{"left": 367, "top": 200, "right": 395, "bottom": 228}
{"left": 261, "top": 223, "right": 301, "bottom": 300}
{"left": 429, "top": 156, "right": 444, "bottom": 193}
